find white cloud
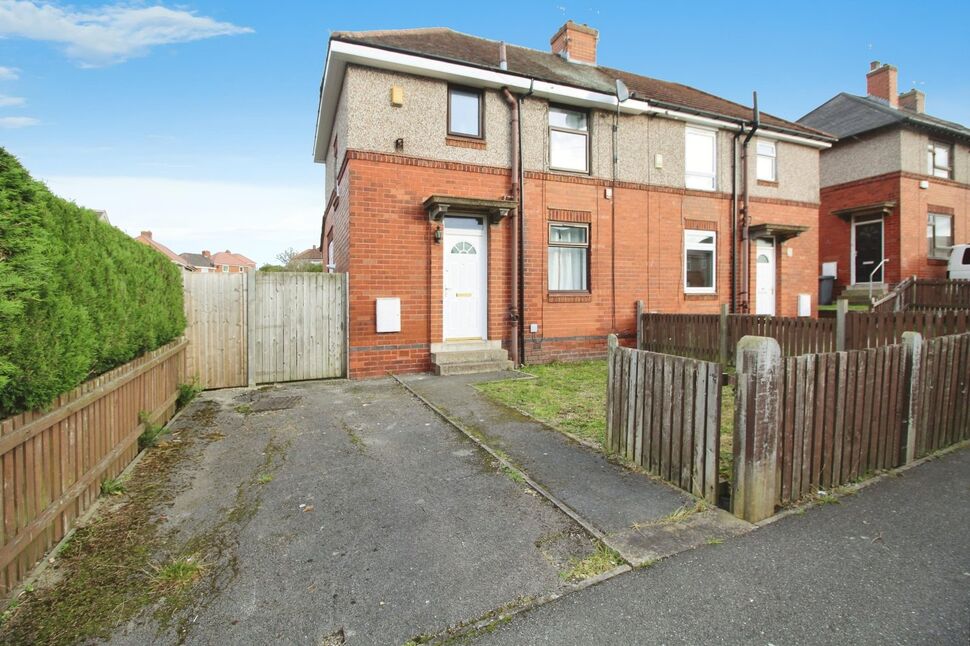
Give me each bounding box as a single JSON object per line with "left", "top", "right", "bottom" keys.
{"left": 44, "top": 176, "right": 322, "bottom": 266}
{"left": 0, "top": 116, "right": 39, "bottom": 128}
{"left": 0, "top": 66, "right": 19, "bottom": 80}
{"left": 0, "top": 94, "right": 26, "bottom": 107}
{"left": 0, "top": 1, "right": 253, "bottom": 66}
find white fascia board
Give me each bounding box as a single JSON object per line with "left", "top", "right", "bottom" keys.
{"left": 313, "top": 40, "right": 829, "bottom": 162}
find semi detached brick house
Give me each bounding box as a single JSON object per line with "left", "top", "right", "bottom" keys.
{"left": 315, "top": 21, "right": 834, "bottom": 378}
{"left": 799, "top": 62, "right": 970, "bottom": 297}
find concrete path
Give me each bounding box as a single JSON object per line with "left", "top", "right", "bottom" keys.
{"left": 103, "top": 379, "right": 602, "bottom": 646}
{"left": 472, "top": 445, "right": 970, "bottom": 645}
{"left": 399, "top": 372, "right": 751, "bottom": 566}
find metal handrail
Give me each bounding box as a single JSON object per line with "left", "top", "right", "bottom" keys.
{"left": 869, "top": 258, "right": 889, "bottom": 304}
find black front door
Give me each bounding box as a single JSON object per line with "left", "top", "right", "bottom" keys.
{"left": 854, "top": 220, "right": 883, "bottom": 283}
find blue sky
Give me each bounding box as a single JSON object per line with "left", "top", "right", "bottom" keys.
{"left": 2, "top": 0, "right": 968, "bottom": 265}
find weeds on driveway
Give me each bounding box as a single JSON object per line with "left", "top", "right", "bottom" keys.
{"left": 558, "top": 543, "right": 623, "bottom": 582}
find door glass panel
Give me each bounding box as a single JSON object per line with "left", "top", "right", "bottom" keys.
{"left": 443, "top": 216, "right": 483, "bottom": 230}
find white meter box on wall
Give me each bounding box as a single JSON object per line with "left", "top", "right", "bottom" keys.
{"left": 375, "top": 297, "right": 401, "bottom": 333}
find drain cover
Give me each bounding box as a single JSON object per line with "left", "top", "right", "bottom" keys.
{"left": 250, "top": 396, "right": 301, "bottom": 412}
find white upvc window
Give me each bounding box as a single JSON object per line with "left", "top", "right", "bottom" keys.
{"left": 548, "top": 223, "right": 590, "bottom": 291}
{"left": 549, "top": 106, "right": 589, "bottom": 173}
{"left": 685, "top": 127, "right": 717, "bottom": 190}
{"left": 684, "top": 230, "right": 716, "bottom": 294}
{"left": 756, "top": 139, "right": 777, "bottom": 181}
{"left": 327, "top": 239, "right": 336, "bottom": 273}
{"left": 927, "top": 141, "right": 952, "bottom": 179}
{"left": 222, "top": 265, "right": 229, "bottom": 273}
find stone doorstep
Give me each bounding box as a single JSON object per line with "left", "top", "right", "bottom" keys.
{"left": 434, "top": 360, "right": 513, "bottom": 376}
{"left": 431, "top": 348, "right": 510, "bottom": 365}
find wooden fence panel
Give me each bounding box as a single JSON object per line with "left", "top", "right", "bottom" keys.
{"left": 914, "top": 333, "right": 970, "bottom": 456}
{"left": 183, "top": 273, "right": 248, "bottom": 388}
{"left": 606, "top": 338, "right": 720, "bottom": 503}
{"left": 0, "top": 339, "right": 186, "bottom": 595}
{"left": 639, "top": 314, "right": 720, "bottom": 362}
{"left": 845, "top": 310, "right": 970, "bottom": 350}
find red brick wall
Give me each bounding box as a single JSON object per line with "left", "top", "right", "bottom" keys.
{"left": 819, "top": 171, "right": 970, "bottom": 289}
{"left": 336, "top": 151, "right": 821, "bottom": 376}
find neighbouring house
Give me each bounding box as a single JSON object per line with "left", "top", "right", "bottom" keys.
{"left": 134, "top": 230, "right": 195, "bottom": 271}
{"left": 315, "top": 21, "right": 834, "bottom": 377}
{"left": 293, "top": 245, "right": 326, "bottom": 266}
{"left": 799, "top": 62, "right": 970, "bottom": 299}
{"left": 180, "top": 251, "right": 216, "bottom": 273}
{"left": 209, "top": 249, "right": 256, "bottom": 274}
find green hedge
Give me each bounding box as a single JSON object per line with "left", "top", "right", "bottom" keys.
{"left": 0, "top": 148, "right": 186, "bottom": 417}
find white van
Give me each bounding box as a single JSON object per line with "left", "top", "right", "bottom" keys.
{"left": 948, "top": 244, "right": 970, "bottom": 280}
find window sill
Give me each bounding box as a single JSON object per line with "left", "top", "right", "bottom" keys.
{"left": 548, "top": 167, "right": 591, "bottom": 177}
{"left": 757, "top": 179, "right": 779, "bottom": 187}
{"left": 684, "top": 293, "right": 718, "bottom": 301}
{"left": 445, "top": 135, "right": 486, "bottom": 150}
{"left": 548, "top": 292, "right": 592, "bottom": 303}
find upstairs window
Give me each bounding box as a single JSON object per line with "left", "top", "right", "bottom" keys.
{"left": 927, "top": 213, "right": 953, "bottom": 259}
{"left": 685, "top": 127, "right": 717, "bottom": 190}
{"left": 448, "top": 86, "right": 483, "bottom": 138}
{"left": 684, "top": 230, "right": 716, "bottom": 293}
{"left": 548, "top": 223, "right": 589, "bottom": 291}
{"left": 549, "top": 106, "right": 589, "bottom": 173}
{"left": 756, "top": 139, "right": 777, "bottom": 182}
{"left": 927, "top": 141, "right": 952, "bottom": 179}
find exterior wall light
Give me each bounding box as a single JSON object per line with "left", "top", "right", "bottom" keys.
{"left": 434, "top": 226, "right": 442, "bottom": 243}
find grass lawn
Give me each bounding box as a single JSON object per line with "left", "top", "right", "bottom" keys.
{"left": 478, "top": 359, "right": 737, "bottom": 489}
{"left": 476, "top": 360, "right": 608, "bottom": 446}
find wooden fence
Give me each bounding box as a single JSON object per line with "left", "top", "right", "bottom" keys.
{"left": 0, "top": 338, "right": 186, "bottom": 594}
{"left": 639, "top": 305, "right": 969, "bottom": 364}
{"left": 183, "top": 272, "right": 348, "bottom": 388}
{"left": 732, "top": 331, "right": 970, "bottom": 521}
{"left": 873, "top": 277, "right": 970, "bottom": 312}
{"left": 606, "top": 336, "right": 721, "bottom": 504}
{"left": 912, "top": 332, "right": 970, "bottom": 456}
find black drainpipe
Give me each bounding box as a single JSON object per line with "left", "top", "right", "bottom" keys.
{"left": 731, "top": 127, "right": 742, "bottom": 313}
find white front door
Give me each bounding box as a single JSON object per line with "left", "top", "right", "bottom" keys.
{"left": 443, "top": 217, "right": 487, "bottom": 341}
{"left": 755, "top": 238, "right": 776, "bottom": 316}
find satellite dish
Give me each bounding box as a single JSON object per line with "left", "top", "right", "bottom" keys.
{"left": 615, "top": 79, "right": 630, "bottom": 103}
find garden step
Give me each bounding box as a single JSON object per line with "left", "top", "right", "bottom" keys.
{"left": 433, "top": 359, "right": 513, "bottom": 376}
{"left": 431, "top": 348, "right": 510, "bottom": 365}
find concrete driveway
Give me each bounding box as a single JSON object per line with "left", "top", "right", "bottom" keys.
{"left": 105, "top": 378, "right": 599, "bottom": 645}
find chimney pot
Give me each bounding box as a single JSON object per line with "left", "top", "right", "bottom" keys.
{"left": 550, "top": 20, "right": 599, "bottom": 65}
{"left": 866, "top": 62, "right": 898, "bottom": 108}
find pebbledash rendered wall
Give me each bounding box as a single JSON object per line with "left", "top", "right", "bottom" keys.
{"left": 324, "top": 66, "right": 823, "bottom": 377}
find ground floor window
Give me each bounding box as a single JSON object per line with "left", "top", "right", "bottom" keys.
{"left": 927, "top": 213, "right": 953, "bottom": 260}
{"left": 684, "top": 230, "right": 716, "bottom": 293}
{"left": 548, "top": 222, "right": 589, "bottom": 292}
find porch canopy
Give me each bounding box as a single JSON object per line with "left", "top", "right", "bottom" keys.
{"left": 748, "top": 223, "right": 809, "bottom": 242}
{"left": 831, "top": 201, "right": 896, "bottom": 222}
{"left": 423, "top": 195, "right": 516, "bottom": 225}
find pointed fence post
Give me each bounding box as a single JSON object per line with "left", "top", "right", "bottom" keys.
{"left": 636, "top": 300, "right": 644, "bottom": 350}
{"left": 732, "top": 335, "right": 782, "bottom": 523}
{"left": 719, "top": 304, "right": 730, "bottom": 366}
{"left": 835, "top": 298, "right": 848, "bottom": 352}
{"left": 901, "top": 331, "right": 923, "bottom": 464}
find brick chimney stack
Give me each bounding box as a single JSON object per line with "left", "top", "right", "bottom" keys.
{"left": 141, "top": 230, "right": 152, "bottom": 239}
{"left": 550, "top": 21, "right": 598, "bottom": 65}
{"left": 866, "top": 61, "right": 898, "bottom": 108}
{"left": 202, "top": 250, "right": 211, "bottom": 259}
{"left": 898, "top": 88, "right": 925, "bottom": 113}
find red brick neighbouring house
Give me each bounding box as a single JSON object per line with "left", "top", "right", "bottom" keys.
{"left": 799, "top": 62, "right": 970, "bottom": 298}
{"left": 134, "top": 231, "right": 195, "bottom": 271}
{"left": 209, "top": 250, "right": 256, "bottom": 274}
{"left": 315, "top": 22, "right": 834, "bottom": 377}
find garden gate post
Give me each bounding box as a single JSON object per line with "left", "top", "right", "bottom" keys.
{"left": 246, "top": 269, "right": 256, "bottom": 387}
{"left": 636, "top": 300, "right": 644, "bottom": 351}
{"left": 901, "top": 331, "right": 923, "bottom": 464}
{"left": 835, "top": 299, "right": 848, "bottom": 352}
{"left": 719, "top": 304, "right": 729, "bottom": 366}
{"left": 732, "top": 336, "right": 782, "bottom": 523}
{"left": 606, "top": 334, "right": 619, "bottom": 449}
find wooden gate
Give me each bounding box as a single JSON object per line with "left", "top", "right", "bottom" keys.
{"left": 183, "top": 272, "right": 347, "bottom": 388}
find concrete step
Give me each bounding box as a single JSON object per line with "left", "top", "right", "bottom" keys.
{"left": 431, "top": 340, "right": 501, "bottom": 353}
{"left": 434, "top": 359, "right": 513, "bottom": 376}
{"left": 840, "top": 285, "right": 886, "bottom": 305}
{"left": 431, "top": 348, "right": 510, "bottom": 365}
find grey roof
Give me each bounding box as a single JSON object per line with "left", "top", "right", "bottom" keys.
{"left": 799, "top": 93, "right": 970, "bottom": 141}
{"left": 332, "top": 28, "right": 832, "bottom": 140}
{"left": 180, "top": 252, "right": 214, "bottom": 268}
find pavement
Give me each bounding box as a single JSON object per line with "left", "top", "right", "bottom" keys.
{"left": 400, "top": 372, "right": 751, "bottom": 566}
{"left": 104, "top": 379, "right": 602, "bottom": 646}
{"left": 470, "top": 445, "right": 970, "bottom": 645}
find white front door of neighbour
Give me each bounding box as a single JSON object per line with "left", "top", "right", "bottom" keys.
{"left": 443, "top": 217, "right": 487, "bottom": 341}
{"left": 755, "top": 238, "right": 776, "bottom": 316}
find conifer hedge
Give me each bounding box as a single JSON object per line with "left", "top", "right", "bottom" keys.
{"left": 0, "top": 148, "right": 185, "bottom": 417}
